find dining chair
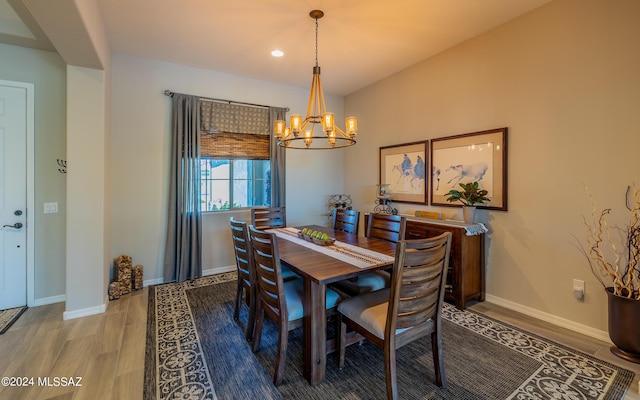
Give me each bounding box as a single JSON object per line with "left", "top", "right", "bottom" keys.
{"left": 248, "top": 225, "right": 343, "bottom": 386}
{"left": 229, "top": 217, "right": 257, "bottom": 342}
{"left": 251, "top": 207, "right": 286, "bottom": 230}
{"left": 331, "top": 208, "right": 360, "bottom": 235}
{"left": 332, "top": 213, "right": 406, "bottom": 296}
{"left": 250, "top": 207, "right": 299, "bottom": 281}
{"left": 366, "top": 213, "right": 406, "bottom": 243}
{"left": 337, "top": 232, "right": 453, "bottom": 399}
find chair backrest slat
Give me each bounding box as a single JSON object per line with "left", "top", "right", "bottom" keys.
{"left": 366, "top": 213, "right": 406, "bottom": 243}
{"left": 249, "top": 225, "right": 287, "bottom": 323}
{"left": 251, "top": 207, "right": 286, "bottom": 230}
{"left": 387, "top": 232, "right": 452, "bottom": 333}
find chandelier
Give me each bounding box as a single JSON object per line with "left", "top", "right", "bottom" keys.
{"left": 274, "top": 10, "right": 358, "bottom": 149}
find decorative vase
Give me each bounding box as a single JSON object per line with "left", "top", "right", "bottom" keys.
{"left": 606, "top": 287, "right": 640, "bottom": 363}
{"left": 462, "top": 206, "right": 477, "bottom": 224}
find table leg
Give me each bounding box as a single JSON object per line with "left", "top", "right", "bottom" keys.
{"left": 303, "top": 278, "right": 326, "bottom": 385}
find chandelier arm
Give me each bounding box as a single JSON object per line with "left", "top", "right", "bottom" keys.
{"left": 299, "top": 118, "right": 311, "bottom": 132}
{"left": 316, "top": 72, "right": 327, "bottom": 116}
{"left": 310, "top": 71, "right": 323, "bottom": 118}
{"left": 306, "top": 70, "right": 317, "bottom": 119}
{"left": 333, "top": 126, "right": 349, "bottom": 138}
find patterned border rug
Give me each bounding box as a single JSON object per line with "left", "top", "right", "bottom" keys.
{"left": 0, "top": 306, "right": 27, "bottom": 334}
{"left": 145, "top": 273, "right": 634, "bottom": 400}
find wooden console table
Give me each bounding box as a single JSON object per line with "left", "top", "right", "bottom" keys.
{"left": 404, "top": 218, "right": 485, "bottom": 310}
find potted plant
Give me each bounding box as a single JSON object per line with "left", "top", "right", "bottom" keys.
{"left": 579, "top": 185, "right": 640, "bottom": 363}
{"left": 445, "top": 181, "right": 490, "bottom": 223}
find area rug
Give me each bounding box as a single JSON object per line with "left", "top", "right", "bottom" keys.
{"left": 145, "top": 273, "right": 635, "bottom": 400}
{"left": 0, "top": 306, "right": 27, "bottom": 334}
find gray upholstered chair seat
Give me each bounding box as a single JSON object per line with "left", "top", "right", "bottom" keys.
{"left": 331, "top": 271, "right": 389, "bottom": 296}
{"left": 285, "top": 278, "right": 342, "bottom": 321}
{"left": 281, "top": 266, "right": 300, "bottom": 281}
{"left": 337, "top": 288, "right": 412, "bottom": 339}
{"left": 337, "top": 288, "right": 389, "bottom": 339}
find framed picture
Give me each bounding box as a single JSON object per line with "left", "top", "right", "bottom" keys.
{"left": 379, "top": 141, "right": 428, "bottom": 204}
{"left": 430, "top": 127, "right": 508, "bottom": 210}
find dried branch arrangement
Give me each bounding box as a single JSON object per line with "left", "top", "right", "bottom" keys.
{"left": 580, "top": 185, "right": 640, "bottom": 299}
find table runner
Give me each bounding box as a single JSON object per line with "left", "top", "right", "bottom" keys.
{"left": 268, "top": 227, "right": 395, "bottom": 268}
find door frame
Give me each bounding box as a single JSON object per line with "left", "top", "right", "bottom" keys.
{"left": 1, "top": 80, "right": 35, "bottom": 307}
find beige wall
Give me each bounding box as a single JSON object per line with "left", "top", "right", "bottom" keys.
{"left": 345, "top": 0, "right": 640, "bottom": 334}
{"left": 65, "top": 65, "right": 108, "bottom": 315}
{"left": 110, "top": 54, "right": 347, "bottom": 283}
{"left": 0, "top": 43, "right": 66, "bottom": 302}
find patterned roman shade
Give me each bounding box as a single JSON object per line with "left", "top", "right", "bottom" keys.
{"left": 200, "top": 101, "right": 270, "bottom": 135}
{"left": 200, "top": 100, "right": 271, "bottom": 159}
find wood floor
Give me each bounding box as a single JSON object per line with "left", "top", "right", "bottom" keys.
{"left": 0, "top": 288, "right": 147, "bottom": 400}
{"left": 1, "top": 287, "right": 638, "bottom": 400}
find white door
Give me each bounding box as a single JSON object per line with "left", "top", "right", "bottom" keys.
{"left": 0, "top": 82, "right": 28, "bottom": 310}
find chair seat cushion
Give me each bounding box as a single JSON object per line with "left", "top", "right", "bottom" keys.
{"left": 331, "top": 271, "right": 390, "bottom": 296}
{"left": 338, "top": 288, "right": 390, "bottom": 339}
{"left": 281, "top": 265, "right": 300, "bottom": 281}
{"left": 284, "top": 279, "right": 342, "bottom": 321}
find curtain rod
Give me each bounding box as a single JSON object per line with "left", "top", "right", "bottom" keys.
{"left": 163, "top": 90, "right": 289, "bottom": 112}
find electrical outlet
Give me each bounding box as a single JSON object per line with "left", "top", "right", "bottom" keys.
{"left": 573, "top": 279, "right": 585, "bottom": 300}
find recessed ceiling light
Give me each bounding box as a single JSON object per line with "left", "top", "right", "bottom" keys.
{"left": 271, "top": 49, "right": 284, "bottom": 57}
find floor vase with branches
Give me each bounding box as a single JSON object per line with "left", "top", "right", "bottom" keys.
{"left": 582, "top": 185, "right": 640, "bottom": 363}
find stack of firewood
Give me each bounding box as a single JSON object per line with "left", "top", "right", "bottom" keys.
{"left": 108, "top": 255, "right": 144, "bottom": 300}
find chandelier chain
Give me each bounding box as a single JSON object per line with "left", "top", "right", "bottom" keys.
{"left": 315, "top": 17, "right": 319, "bottom": 67}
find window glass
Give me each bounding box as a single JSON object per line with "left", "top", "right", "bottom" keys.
{"left": 201, "top": 159, "right": 270, "bottom": 211}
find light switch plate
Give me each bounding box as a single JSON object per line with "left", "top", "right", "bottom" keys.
{"left": 44, "top": 202, "right": 58, "bottom": 214}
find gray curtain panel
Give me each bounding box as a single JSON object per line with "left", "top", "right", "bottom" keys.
{"left": 164, "top": 93, "right": 202, "bottom": 283}
{"left": 269, "top": 107, "right": 287, "bottom": 207}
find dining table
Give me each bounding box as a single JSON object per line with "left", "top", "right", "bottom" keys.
{"left": 267, "top": 224, "right": 397, "bottom": 385}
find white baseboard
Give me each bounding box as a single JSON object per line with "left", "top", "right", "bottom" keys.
{"left": 143, "top": 277, "right": 164, "bottom": 287}
{"left": 33, "top": 294, "right": 65, "bottom": 307}
{"left": 484, "top": 294, "right": 611, "bottom": 344}
{"left": 142, "top": 265, "right": 236, "bottom": 287}
{"left": 203, "top": 265, "right": 235, "bottom": 276}
{"left": 63, "top": 303, "right": 107, "bottom": 320}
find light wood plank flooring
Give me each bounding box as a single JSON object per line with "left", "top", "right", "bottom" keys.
{"left": 0, "top": 288, "right": 147, "bottom": 400}
{"left": 0, "top": 288, "right": 638, "bottom": 399}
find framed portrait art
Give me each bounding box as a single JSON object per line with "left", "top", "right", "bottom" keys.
{"left": 430, "top": 127, "right": 508, "bottom": 210}
{"left": 379, "top": 141, "right": 428, "bottom": 204}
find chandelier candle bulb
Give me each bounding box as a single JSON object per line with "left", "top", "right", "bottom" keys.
{"left": 304, "top": 130, "right": 313, "bottom": 147}
{"left": 275, "top": 120, "right": 285, "bottom": 138}
{"left": 322, "top": 112, "right": 334, "bottom": 132}
{"left": 346, "top": 117, "right": 358, "bottom": 136}
{"left": 290, "top": 114, "right": 302, "bottom": 134}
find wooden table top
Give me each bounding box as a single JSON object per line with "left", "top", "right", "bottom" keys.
{"left": 275, "top": 225, "right": 396, "bottom": 285}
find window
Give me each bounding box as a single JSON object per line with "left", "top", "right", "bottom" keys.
{"left": 200, "top": 158, "right": 271, "bottom": 211}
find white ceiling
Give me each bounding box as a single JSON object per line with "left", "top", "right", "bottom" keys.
{"left": 1, "top": 0, "right": 552, "bottom": 95}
